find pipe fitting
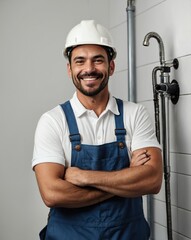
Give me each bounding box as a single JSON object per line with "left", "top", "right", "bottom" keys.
{"left": 155, "top": 80, "right": 180, "bottom": 104}
{"left": 143, "top": 32, "right": 165, "bottom": 66}
{"left": 127, "top": 0, "right": 135, "bottom": 8}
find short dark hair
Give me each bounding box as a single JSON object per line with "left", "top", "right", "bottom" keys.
{"left": 102, "top": 46, "right": 115, "bottom": 62}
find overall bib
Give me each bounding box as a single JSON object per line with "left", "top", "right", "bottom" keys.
{"left": 40, "top": 99, "right": 150, "bottom": 240}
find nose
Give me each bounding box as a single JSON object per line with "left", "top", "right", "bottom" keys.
{"left": 84, "top": 60, "right": 95, "bottom": 73}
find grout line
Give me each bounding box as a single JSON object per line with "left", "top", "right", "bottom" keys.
{"left": 135, "top": 1, "right": 167, "bottom": 17}
{"left": 153, "top": 198, "right": 191, "bottom": 212}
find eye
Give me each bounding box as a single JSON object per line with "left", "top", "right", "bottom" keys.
{"left": 75, "top": 60, "right": 84, "bottom": 65}
{"left": 73, "top": 57, "right": 85, "bottom": 65}
{"left": 94, "top": 58, "right": 104, "bottom": 64}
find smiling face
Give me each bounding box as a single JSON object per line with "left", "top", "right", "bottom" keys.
{"left": 67, "top": 45, "right": 115, "bottom": 97}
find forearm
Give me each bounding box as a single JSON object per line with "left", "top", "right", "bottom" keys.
{"left": 81, "top": 165, "right": 160, "bottom": 198}
{"left": 65, "top": 147, "right": 163, "bottom": 198}
{"left": 34, "top": 163, "right": 113, "bottom": 209}
{"left": 46, "top": 179, "right": 113, "bottom": 208}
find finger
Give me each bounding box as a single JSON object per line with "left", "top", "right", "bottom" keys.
{"left": 134, "top": 157, "right": 150, "bottom": 166}
{"left": 139, "top": 153, "right": 150, "bottom": 161}
{"left": 131, "top": 156, "right": 150, "bottom": 167}
{"left": 132, "top": 149, "right": 147, "bottom": 158}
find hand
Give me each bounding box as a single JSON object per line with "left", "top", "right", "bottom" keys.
{"left": 130, "top": 149, "right": 150, "bottom": 167}
{"left": 64, "top": 167, "right": 86, "bottom": 187}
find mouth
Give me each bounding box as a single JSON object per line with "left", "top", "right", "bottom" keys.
{"left": 80, "top": 76, "right": 100, "bottom": 81}
{"left": 78, "top": 72, "right": 103, "bottom": 82}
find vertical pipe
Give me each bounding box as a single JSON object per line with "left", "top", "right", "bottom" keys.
{"left": 160, "top": 73, "right": 173, "bottom": 240}
{"left": 127, "top": 0, "right": 136, "bottom": 102}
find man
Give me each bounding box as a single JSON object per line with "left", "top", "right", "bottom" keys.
{"left": 32, "top": 20, "right": 162, "bottom": 240}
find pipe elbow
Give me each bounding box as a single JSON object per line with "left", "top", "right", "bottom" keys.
{"left": 143, "top": 31, "right": 165, "bottom": 66}
{"left": 143, "top": 32, "right": 162, "bottom": 46}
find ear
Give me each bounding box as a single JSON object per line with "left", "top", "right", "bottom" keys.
{"left": 109, "top": 60, "right": 115, "bottom": 76}
{"left": 67, "top": 63, "right": 72, "bottom": 77}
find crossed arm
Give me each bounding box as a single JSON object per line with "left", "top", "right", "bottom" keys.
{"left": 34, "top": 147, "right": 162, "bottom": 208}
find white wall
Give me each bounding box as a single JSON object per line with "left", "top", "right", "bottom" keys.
{"left": 109, "top": 0, "right": 191, "bottom": 240}
{"left": 0, "top": 1, "right": 109, "bottom": 239}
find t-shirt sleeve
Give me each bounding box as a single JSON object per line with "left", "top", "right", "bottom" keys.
{"left": 32, "top": 113, "right": 65, "bottom": 169}
{"left": 131, "top": 104, "right": 161, "bottom": 151}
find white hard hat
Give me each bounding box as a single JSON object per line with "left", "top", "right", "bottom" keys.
{"left": 64, "top": 20, "right": 117, "bottom": 60}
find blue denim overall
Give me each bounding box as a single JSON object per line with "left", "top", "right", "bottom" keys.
{"left": 40, "top": 99, "right": 150, "bottom": 240}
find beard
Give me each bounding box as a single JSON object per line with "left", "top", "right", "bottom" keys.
{"left": 72, "top": 70, "right": 109, "bottom": 97}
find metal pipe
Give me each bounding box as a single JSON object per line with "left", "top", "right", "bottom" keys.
{"left": 143, "top": 32, "right": 165, "bottom": 66}
{"left": 160, "top": 72, "right": 173, "bottom": 240}
{"left": 126, "top": 0, "right": 136, "bottom": 102}
{"left": 152, "top": 66, "right": 162, "bottom": 142}
{"left": 143, "top": 32, "right": 174, "bottom": 240}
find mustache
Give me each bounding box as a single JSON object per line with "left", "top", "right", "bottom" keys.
{"left": 78, "top": 71, "right": 103, "bottom": 79}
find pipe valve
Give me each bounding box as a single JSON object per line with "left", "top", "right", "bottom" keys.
{"left": 155, "top": 80, "right": 180, "bottom": 104}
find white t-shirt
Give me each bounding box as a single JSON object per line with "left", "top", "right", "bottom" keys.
{"left": 32, "top": 93, "right": 161, "bottom": 169}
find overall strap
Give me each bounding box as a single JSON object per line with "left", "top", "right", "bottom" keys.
{"left": 115, "top": 98, "right": 126, "bottom": 142}
{"left": 60, "top": 101, "right": 81, "bottom": 146}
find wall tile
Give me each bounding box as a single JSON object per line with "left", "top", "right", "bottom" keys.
{"left": 167, "top": 0, "right": 191, "bottom": 58}
{"left": 110, "top": 22, "right": 127, "bottom": 72}
{"left": 171, "top": 153, "right": 191, "bottom": 176}
{"left": 154, "top": 199, "right": 178, "bottom": 231}
{"left": 152, "top": 223, "right": 187, "bottom": 240}
{"left": 178, "top": 174, "right": 191, "bottom": 211}
{"left": 178, "top": 208, "right": 191, "bottom": 239}
{"left": 170, "top": 95, "right": 191, "bottom": 154}
{"left": 135, "top": 0, "right": 166, "bottom": 15}
{"left": 176, "top": 234, "right": 191, "bottom": 240}
{"left": 109, "top": 0, "right": 127, "bottom": 28}
{"left": 153, "top": 223, "right": 168, "bottom": 240}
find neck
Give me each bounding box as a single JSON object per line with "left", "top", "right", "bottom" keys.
{"left": 76, "top": 89, "right": 109, "bottom": 117}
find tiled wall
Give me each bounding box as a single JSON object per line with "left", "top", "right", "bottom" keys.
{"left": 109, "top": 0, "right": 191, "bottom": 239}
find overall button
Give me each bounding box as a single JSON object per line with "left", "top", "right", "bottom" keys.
{"left": 74, "top": 144, "right": 81, "bottom": 151}
{"left": 118, "top": 142, "right": 125, "bottom": 149}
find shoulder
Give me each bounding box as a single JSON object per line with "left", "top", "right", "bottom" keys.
{"left": 121, "top": 100, "right": 147, "bottom": 118}
{"left": 36, "top": 105, "right": 68, "bottom": 134}
{"left": 121, "top": 99, "right": 153, "bottom": 133}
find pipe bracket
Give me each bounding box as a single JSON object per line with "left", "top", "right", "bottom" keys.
{"left": 173, "top": 58, "right": 179, "bottom": 70}
{"left": 169, "top": 79, "right": 179, "bottom": 104}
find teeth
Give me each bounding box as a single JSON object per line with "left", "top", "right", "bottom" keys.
{"left": 81, "top": 77, "right": 97, "bottom": 81}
